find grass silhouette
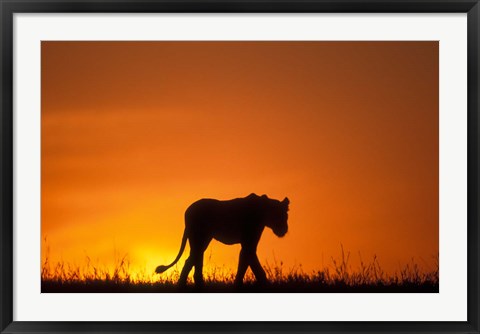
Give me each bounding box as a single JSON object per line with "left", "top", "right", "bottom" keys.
{"left": 41, "top": 245, "right": 438, "bottom": 293}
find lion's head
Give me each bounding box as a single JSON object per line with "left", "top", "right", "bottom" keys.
{"left": 262, "top": 195, "right": 289, "bottom": 237}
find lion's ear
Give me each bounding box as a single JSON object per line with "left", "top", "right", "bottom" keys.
{"left": 282, "top": 197, "right": 290, "bottom": 206}
{"left": 261, "top": 194, "right": 268, "bottom": 199}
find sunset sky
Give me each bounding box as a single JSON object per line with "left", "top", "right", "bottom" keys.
{"left": 41, "top": 41, "right": 438, "bottom": 278}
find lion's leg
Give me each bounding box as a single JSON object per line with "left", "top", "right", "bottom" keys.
{"left": 193, "top": 252, "right": 205, "bottom": 286}
{"left": 178, "top": 257, "right": 193, "bottom": 286}
{"left": 189, "top": 236, "right": 210, "bottom": 287}
{"left": 250, "top": 254, "right": 268, "bottom": 284}
{"left": 234, "top": 249, "right": 249, "bottom": 285}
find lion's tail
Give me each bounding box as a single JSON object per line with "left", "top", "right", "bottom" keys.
{"left": 155, "top": 229, "right": 188, "bottom": 274}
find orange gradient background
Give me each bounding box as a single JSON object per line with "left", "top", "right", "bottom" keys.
{"left": 41, "top": 41, "right": 439, "bottom": 278}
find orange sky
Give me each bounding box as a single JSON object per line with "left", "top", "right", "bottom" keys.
{"left": 41, "top": 41, "right": 438, "bottom": 278}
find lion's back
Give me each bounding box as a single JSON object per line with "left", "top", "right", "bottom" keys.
{"left": 185, "top": 198, "right": 257, "bottom": 243}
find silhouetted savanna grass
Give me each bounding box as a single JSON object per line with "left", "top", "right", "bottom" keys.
{"left": 41, "top": 245, "right": 438, "bottom": 293}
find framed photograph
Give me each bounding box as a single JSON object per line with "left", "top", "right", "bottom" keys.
{"left": 1, "top": 1, "right": 479, "bottom": 333}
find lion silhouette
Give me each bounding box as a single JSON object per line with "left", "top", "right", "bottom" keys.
{"left": 155, "top": 193, "right": 289, "bottom": 287}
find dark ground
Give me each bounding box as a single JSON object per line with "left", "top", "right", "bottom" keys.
{"left": 41, "top": 279, "right": 439, "bottom": 293}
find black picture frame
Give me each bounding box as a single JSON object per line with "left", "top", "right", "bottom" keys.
{"left": 1, "top": 1, "right": 479, "bottom": 333}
